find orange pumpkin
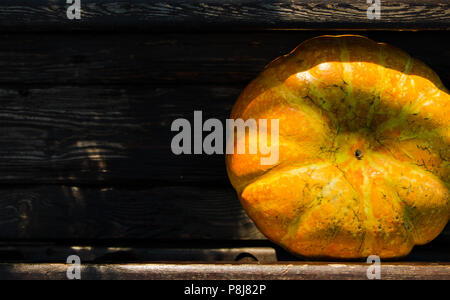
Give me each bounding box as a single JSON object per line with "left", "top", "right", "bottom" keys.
{"left": 226, "top": 35, "right": 450, "bottom": 259}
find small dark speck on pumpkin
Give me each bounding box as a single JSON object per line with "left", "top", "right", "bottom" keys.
{"left": 355, "top": 149, "right": 363, "bottom": 160}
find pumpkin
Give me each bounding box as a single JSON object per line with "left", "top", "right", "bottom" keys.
{"left": 226, "top": 35, "right": 450, "bottom": 259}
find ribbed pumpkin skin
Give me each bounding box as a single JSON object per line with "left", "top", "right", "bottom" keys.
{"left": 226, "top": 35, "right": 450, "bottom": 259}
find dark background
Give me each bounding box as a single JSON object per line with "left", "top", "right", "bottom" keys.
{"left": 0, "top": 0, "right": 448, "bottom": 265}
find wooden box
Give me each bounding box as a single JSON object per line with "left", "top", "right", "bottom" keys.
{"left": 0, "top": 0, "right": 448, "bottom": 279}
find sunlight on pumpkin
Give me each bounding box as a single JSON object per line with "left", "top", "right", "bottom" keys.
{"left": 226, "top": 35, "right": 450, "bottom": 259}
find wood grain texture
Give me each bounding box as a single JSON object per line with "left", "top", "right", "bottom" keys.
{"left": 0, "top": 262, "right": 448, "bottom": 280}
{"left": 0, "top": 244, "right": 279, "bottom": 263}
{"left": 0, "top": 85, "right": 236, "bottom": 184}
{"left": 0, "top": 241, "right": 449, "bottom": 263}
{"left": 0, "top": 32, "right": 448, "bottom": 85}
{"left": 0, "top": 0, "right": 448, "bottom": 32}
{"left": 0, "top": 184, "right": 263, "bottom": 240}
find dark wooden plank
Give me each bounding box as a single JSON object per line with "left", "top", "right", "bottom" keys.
{"left": 0, "top": 262, "right": 448, "bottom": 280}
{"left": 0, "top": 242, "right": 449, "bottom": 263}
{"left": 0, "top": 184, "right": 264, "bottom": 240}
{"left": 0, "top": 31, "right": 448, "bottom": 85}
{"left": 0, "top": 31, "right": 310, "bottom": 85}
{"left": 0, "top": 0, "right": 448, "bottom": 32}
{"left": 0, "top": 85, "right": 237, "bottom": 184}
{"left": 0, "top": 244, "right": 278, "bottom": 263}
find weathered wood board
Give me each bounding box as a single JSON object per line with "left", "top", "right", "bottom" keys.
{"left": 0, "top": 32, "right": 448, "bottom": 86}
{"left": 0, "top": 185, "right": 263, "bottom": 240}
{"left": 0, "top": 262, "right": 449, "bottom": 280}
{"left": 0, "top": 0, "right": 448, "bottom": 31}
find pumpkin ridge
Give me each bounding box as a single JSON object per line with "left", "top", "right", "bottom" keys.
{"left": 277, "top": 166, "right": 362, "bottom": 258}
{"left": 333, "top": 158, "right": 374, "bottom": 256}
{"left": 370, "top": 152, "right": 450, "bottom": 244}
{"left": 363, "top": 166, "right": 376, "bottom": 256}
{"left": 374, "top": 135, "right": 448, "bottom": 185}
{"left": 334, "top": 163, "right": 368, "bottom": 256}
{"left": 238, "top": 161, "right": 330, "bottom": 197}
{"left": 334, "top": 154, "right": 415, "bottom": 257}
{"left": 367, "top": 153, "right": 419, "bottom": 245}
{"left": 339, "top": 37, "right": 357, "bottom": 125}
